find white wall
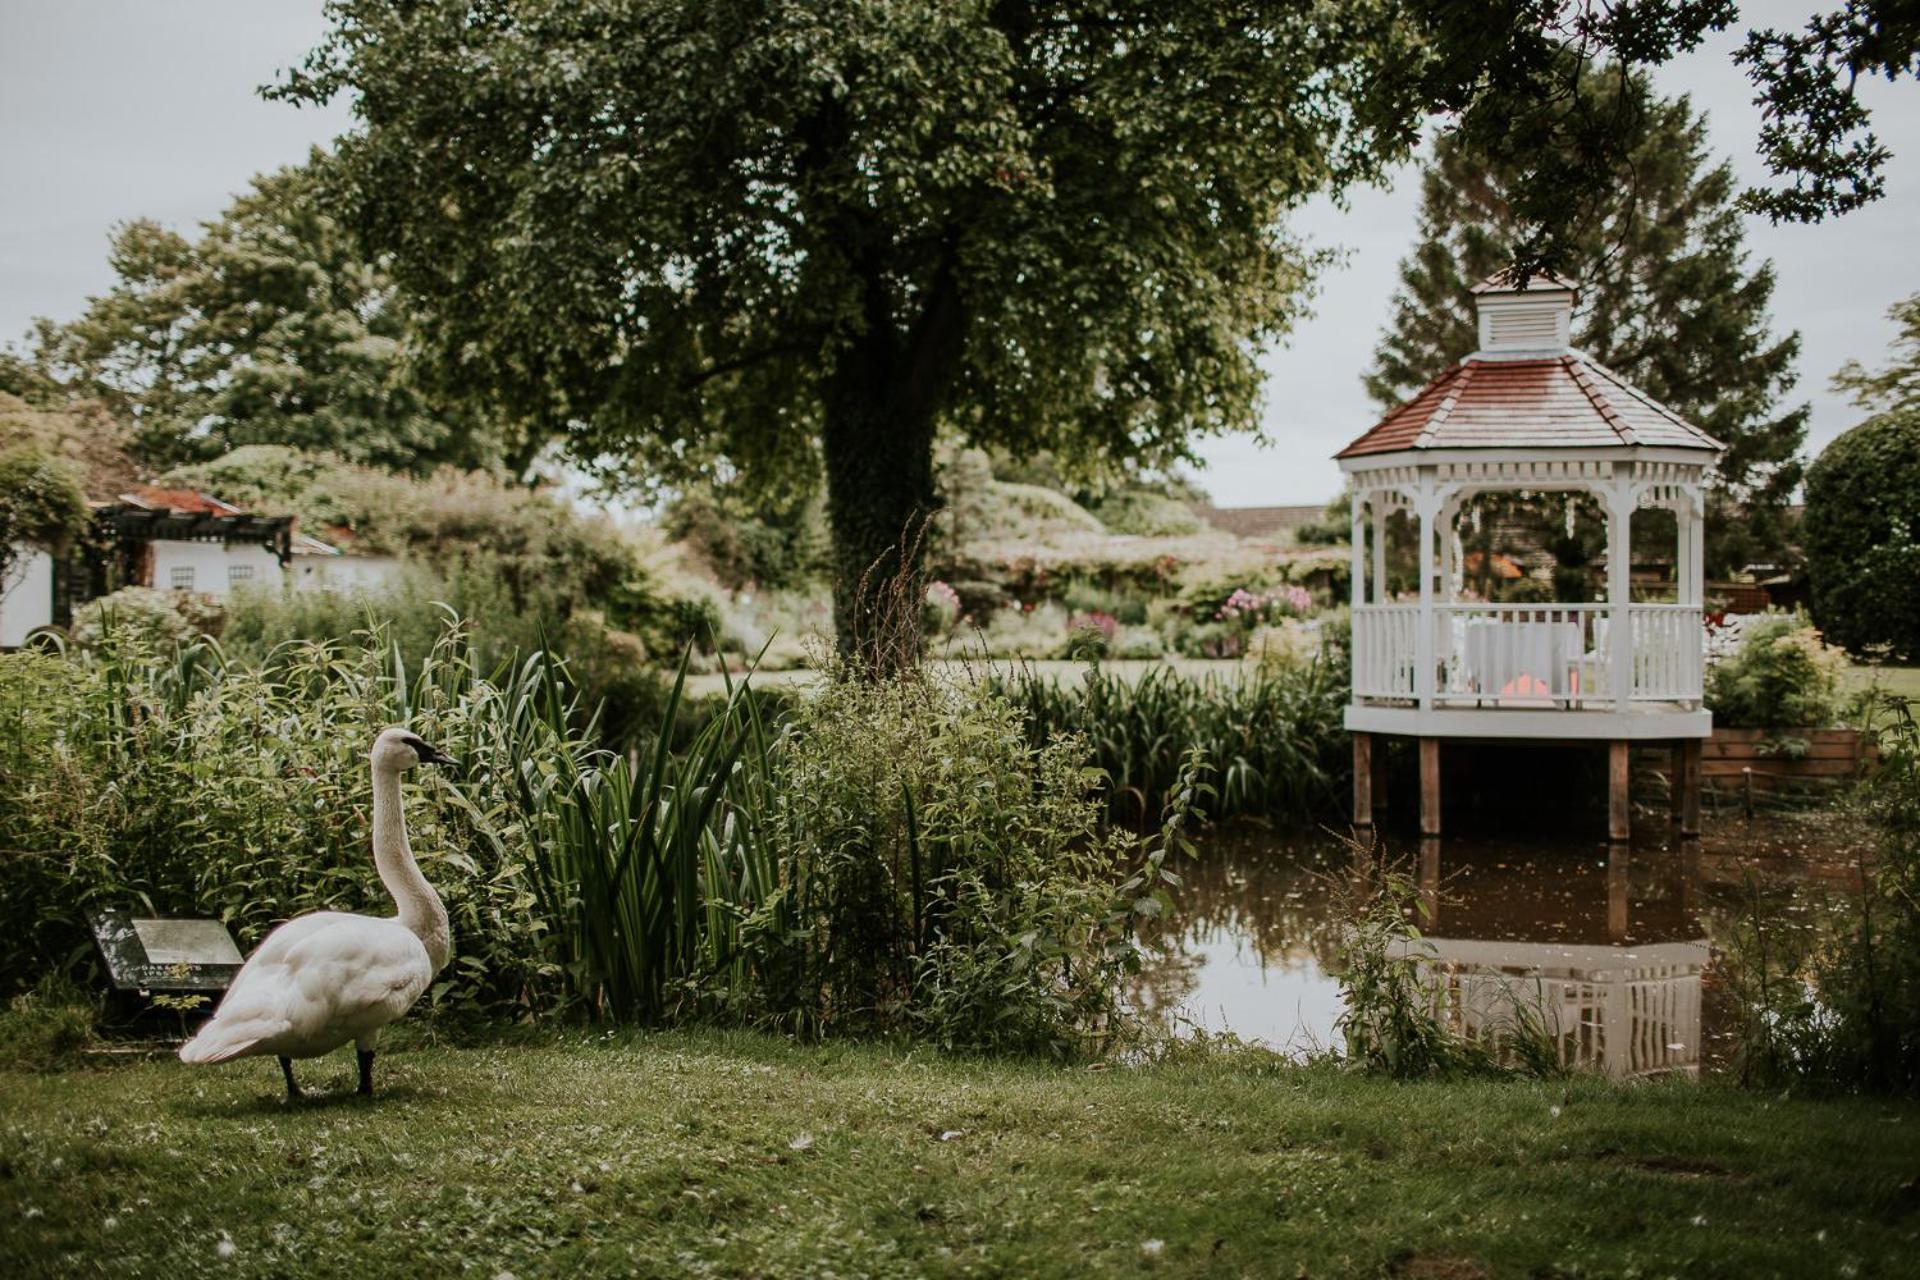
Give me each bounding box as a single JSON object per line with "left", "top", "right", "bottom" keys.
{"left": 289, "top": 552, "right": 401, "bottom": 594}
{"left": 147, "top": 539, "right": 284, "bottom": 598}
{"left": 1, "top": 545, "right": 55, "bottom": 647}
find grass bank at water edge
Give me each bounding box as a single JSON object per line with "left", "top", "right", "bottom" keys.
{"left": 3, "top": 1030, "right": 1916, "bottom": 1278}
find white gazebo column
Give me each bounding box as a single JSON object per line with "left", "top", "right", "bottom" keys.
{"left": 1685, "top": 494, "right": 1705, "bottom": 607}
{"left": 1604, "top": 470, "right": 1634, "bottom": 840}
{"left": 1349, "top": 489, "right": 1372, "bottom": 828}
{"left": 1349, "top": 492, "right": 1365, "bottom": 610}
{"left": 1415, "top": 479, "right": 1442, "bottom": 837}
{"left": 1676, "top": 486, "right": 1706, "bottom": 836}
{"left": 1371, "top": 499, "right": 1387, "bottom": 605}
{"left": 1605, "top": 474, "right": 1633, "bottom": 713}
{"left": 1438, "top": 493, "right": 1464, "bottom": 603}
{"left": 1415, "top": 482, "right": 1437, "bottom": 710}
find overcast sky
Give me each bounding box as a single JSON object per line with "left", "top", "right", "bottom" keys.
{"left": 2, "top": 2, "right": 1914, "bottom": 507}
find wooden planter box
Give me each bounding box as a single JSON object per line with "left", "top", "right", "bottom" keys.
{"left": 1702, "top": 727, "right": 1878, "bottom": 793}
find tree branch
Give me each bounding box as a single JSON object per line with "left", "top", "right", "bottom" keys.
{"left": 679, "top": 339, "right": 814, "bottom": 391}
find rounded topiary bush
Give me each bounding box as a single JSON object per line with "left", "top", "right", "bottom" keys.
{"left": 1803, "top": 411, "right": 1920, "bottom": 660}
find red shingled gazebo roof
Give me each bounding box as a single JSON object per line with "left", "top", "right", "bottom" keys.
{"left": 1338, "top": 352, "right": 1722, "bottom": 460}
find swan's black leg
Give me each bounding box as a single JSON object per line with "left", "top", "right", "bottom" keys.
{"left": 357, "top": 1048, "right": 376, "bottom": 1096}
{"left": 279, "top": 1056, "right": 301, "bottom": 1101}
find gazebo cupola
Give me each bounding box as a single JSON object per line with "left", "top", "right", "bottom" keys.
{"left": 1338, "top": 273, "right": 1723, "bottom": 841}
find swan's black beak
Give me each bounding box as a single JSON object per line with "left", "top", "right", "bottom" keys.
{"left": 414, "top": 740, "right": 460, "bottom": 770}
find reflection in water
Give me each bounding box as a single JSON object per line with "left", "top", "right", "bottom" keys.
{"left": 1134, "top": 813, "right": 1866, "bottom": 1075}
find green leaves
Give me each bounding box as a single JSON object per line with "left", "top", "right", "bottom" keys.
{"left": 27, "top": 164, "right": 537, "bottom": 476}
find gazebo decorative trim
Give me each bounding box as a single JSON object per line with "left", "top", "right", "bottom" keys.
{"left": 1338, "top": 275, "right": 1722, "bottom": 842}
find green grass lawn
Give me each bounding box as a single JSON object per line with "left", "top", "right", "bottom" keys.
{"left": 3, "top": 1031, "right": 1915, "bottom": 1278}
{"left": 1849, "top": 664, "right": 1920, "bottom": 702}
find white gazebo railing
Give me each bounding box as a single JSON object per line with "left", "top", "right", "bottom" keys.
{"left": 1352, "top": 601, "right": 1704, "bottom": 710}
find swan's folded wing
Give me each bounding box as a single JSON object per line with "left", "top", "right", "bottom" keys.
{"left": 177, "top": 915, "right": 362, "bottom": 1063}
{"left": 289, "top": 921, "right": 434, "bottom": 1027}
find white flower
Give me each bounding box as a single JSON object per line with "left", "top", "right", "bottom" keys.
{"left": 103, "top": 1216, "right": 119, "bottom": 1231}
{"left": 1141, "top": 1239, "right": 1165, "bottom": 1257}
{"left": 215, "top": 1235, "right": 236, "bottom": 1259}
{"left": 788, "top": 1133, "right": 814, "bottom": 1152}
{"left": 1691, "top": 1215, "right": 1707, "bottom": 1227}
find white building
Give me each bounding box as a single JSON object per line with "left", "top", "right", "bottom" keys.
{"left": 0, "top": 488, "right": 295, "bottom": 647}
{"left": 289, "top": 530, "right": 403, "bottom": 594}
{"left": 0, "top": 546, "right": 56, "bottom": 648}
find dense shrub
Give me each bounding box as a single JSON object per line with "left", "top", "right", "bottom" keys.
{"left": 0, "top": 620, "right": 1169, "bottom": 1057}
{"left": 0, "top": 630, "right": 560, "bottom": 1017}
{"left": 743, "top": 671, "right": 1186, "bottom": 1054}
{"left": 70, "top": 586, "right": 225, "bottom": 648}
{"left": 215, "top": 573, "right": 679, "bottom": 750}
{"left": 1803, "top": 411, "right": 1920, "bottom": 659}
{"left": 1704, "top": 612, "right": 1850, "bottom": 729}
{"left": 1087, "top": 488, "right": 1204, "bottom": 537}
{"left": 662, "top": 486, "right": 830, "bottom": 591}
{"left": 158, "top": 446, "right": 699, "bottom": 648}
{"left": 0, "top": 444, "right": 89, "bottom": 587}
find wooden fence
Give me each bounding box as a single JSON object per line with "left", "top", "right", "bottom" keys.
{"left": 1701, "top": 727, "right": 1878, "bottom": 794}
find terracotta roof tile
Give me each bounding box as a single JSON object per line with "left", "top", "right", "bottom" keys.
{"left": 119, "top": 486, "right": 247, "bottom": 516}
{"left": 1336, "top": 353, "right": 1722, "bottom": 458}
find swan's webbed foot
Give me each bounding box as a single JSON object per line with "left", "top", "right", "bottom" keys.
{"left": 278, "top": 1056, "right": 302, "bottom": 1102}
{"left": 357, "top": 1048, "right": 376, "bottom": 1097}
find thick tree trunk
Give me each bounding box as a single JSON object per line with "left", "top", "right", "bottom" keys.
{"left": 821, "top": 377, "right": 939, "bottom": 674}
{"left": 817, "top": 240, "right": 964, "bottom": 674}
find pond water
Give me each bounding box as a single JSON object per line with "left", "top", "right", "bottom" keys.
{"left": 1133, "top": 813, "right": 1870, "bottom": 1076}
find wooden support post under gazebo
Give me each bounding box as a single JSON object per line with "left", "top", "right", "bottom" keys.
{"left": 1338, "top": 274, "right": 1720, "bottom": 842}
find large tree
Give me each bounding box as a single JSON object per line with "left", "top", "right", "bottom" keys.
{"left": 28, "top": 163, "right": 540, "bottom": 477}
{"left": 1365, "top": 66, "right": 1809, "bottom": 576}
{"left": 276, "top": 1, "right": 1912, "bottom": 663}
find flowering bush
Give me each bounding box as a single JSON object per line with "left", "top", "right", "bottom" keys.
{"left": 923, "top": 580, "right": 963, "bottom": 634}
{"left": 1215, "top": 584, "right": 1313, "bottom": 626}
{"left": 1065, "top": 610, "right": 1118, "bottom": 660}
{"left": 1704, "top": 612, "right": 1851, "bottom": 728}
{"left": 69, "top": 586, "right": 226, "bottom": 648}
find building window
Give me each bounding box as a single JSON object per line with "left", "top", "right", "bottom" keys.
{"left": 169, "top": 567, "right": 196, "bottom": 591}
{"left": 228, "top": 564, "right": 256, "bottom": 587}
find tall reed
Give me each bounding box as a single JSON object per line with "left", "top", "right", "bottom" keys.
{"left": 995, "top": 660, "right": 1349, "bottom": 825}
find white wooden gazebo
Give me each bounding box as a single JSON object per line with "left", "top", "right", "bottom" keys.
{"left": 1340, "top": 275, "right": 1722, "bottom": 840}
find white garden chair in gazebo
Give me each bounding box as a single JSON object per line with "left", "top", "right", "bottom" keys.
{"left": 1339, "top": 274, "right": 1722, "bottom": 841}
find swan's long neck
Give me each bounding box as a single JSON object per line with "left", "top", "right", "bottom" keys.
{"left": 371, "top": 762, "right": 450, "bottom": 971}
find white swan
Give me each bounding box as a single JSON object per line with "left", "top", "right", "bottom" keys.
{"left": 179, "top": 727, "right": 457, "bottom": 1099}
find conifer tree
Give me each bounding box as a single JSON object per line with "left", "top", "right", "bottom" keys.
{"left": 1366, "top": 67, "right": 1809, "bottom": 576}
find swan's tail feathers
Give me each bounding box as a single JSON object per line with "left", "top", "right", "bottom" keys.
{"left": 178, "top": 1019, "right": 276, "bottom": 1065}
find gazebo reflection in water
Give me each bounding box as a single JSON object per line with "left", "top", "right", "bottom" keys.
{"left": 1396, "top": 840, "right": 1709, "bottom": 1079}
